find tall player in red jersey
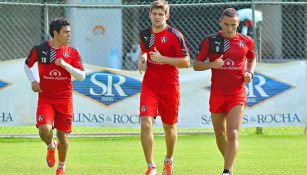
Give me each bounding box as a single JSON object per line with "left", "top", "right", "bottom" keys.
{"left": 138, "top": 1, "right": 190, "bottom": 175}
{"left": 193, "top": 8, "right": 256, "bottom": 175}
{"left": 24, "top": 18, "right": 85, "bottom": 175}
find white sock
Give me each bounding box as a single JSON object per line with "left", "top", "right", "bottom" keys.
{"left": 47, "top": 141, "right": 56, "bottom": 150}
{"left": 58, "top": 161, "right": 65, "bottom": 170}
{"left": 148, "top": 163, "right": 156, "bottom": 169}
{"left": 164, "top": 157, "right": 173, "bottom": 163}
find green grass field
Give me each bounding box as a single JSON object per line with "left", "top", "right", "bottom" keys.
{"left": 0, "top": 134, "right": 306, "bottom": 175}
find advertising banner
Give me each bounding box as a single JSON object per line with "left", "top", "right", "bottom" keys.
{"left": 1, "top": 59, "right": 306, "bottom": 128}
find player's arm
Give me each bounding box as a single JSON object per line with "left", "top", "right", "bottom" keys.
{"left": 24, "top": 47, "right": 41, "bottom": 93}
{"left": 55, "top": 58, "right": 85, "bottom": 81}
{"left": 244, "top": 58, "right": 256, "bottom": 83}
{"left": 150, "top": 47, "right": 190, "bottom": 68}
{"left": 24, "top": 63, "right": 41, "bottom": 93}
{"left": 138, "top": 51, "right": 147, "bottom": 74}
{"left": 244, "top": 38, "right": 257, "bottom": 83}
{"left": 193, "top": 38, "right": 223, "bottom": 71}
{"left": 193, "top": 55, "right": 224, "bottom": 71}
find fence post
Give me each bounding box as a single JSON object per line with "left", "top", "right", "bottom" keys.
{"left": 43, "top": 1, "right": 49, "bottom": 41}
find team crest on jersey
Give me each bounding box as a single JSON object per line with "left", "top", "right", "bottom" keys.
{"left": 38, "top": 115, "right": 43, "bottom": 122}
{"left": 141, "top": 105, "right": 147, "bottom": 112}
{"left": 239, "top": 41, "right": 245, "bottom": 48}
{"left": 66, "top": 118, "right": 71, "bottom": 126}
{"left": 161, "top": 36, "right": 168, "bottom": 43}
{"left": 63, "top": 52, "right": 70, "bottom": 58}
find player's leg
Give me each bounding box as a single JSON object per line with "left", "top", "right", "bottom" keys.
{"left": 209, "top": 94, "right": 227, "bottom": 157}
{"left": 159, "top": 91, "right": 179, "bottom": 175}
{"left": 224, "top": 104, "right": 244, "bottom": 174}
{"left": 141, "top": 116, "right": 157, "bottom": 175}
{"left": 211, "top": 113, "right": 227, "bottom": 156}
{"left": 56, "top": 130, "right": 69, "bottom": 175}
{"left": 140, "top": 85, "right": 158, "bottom": 175}
{"left": 162, "top": 123, "right": 177, "bottom": 175}
{"left": 53, "top": 99, "right": 73, "bottom": 175}
{"left": 36, "top": 98, "right": 56, "bottom": 168}
{"left": 163, "top": 123, "right": 177, "bottom": 160}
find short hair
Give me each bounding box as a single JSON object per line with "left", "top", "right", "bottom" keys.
{"left": 221, "top": 8, "right": 239, "bottom": 18}
{"left": 150, "top": 0, "right": 170, "bottom": 16}
{"left": 49, "top": 18, "right": 70, "bottom": 38}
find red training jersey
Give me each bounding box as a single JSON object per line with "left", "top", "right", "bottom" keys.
{"left": 196, "top": 32, "right": 255, "bottom": 96}
{"left": 139, "top": 25, "right": 189, "bottom": 89}
{"left": 25, "top": 41, "right": 84, "bottom": 99}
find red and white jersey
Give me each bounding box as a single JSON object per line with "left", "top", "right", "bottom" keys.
{"left": 25, "top": 41, "right": 84, "bottom": 99}
{"left": 139, "top": 25, "right": 189, "bottom": 89}
{"left": 196, "top": 32, "right": 255, "bottom": 95}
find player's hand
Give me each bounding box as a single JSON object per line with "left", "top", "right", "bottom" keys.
{"left": 211, "top": 55, "right": 224, "bottom": 69}
{"left": 150, "top": 47, "right": 164, "bottom": 64}
{"left": 138, "top": 57, "right": 146, "bottom": 74}
{"left": 31, "top": 81, "right": 42, "bottom": 93}
{"left": 244, "top": 72, "right": 253, "bottom": 83}
{"left": 55, "top": 58, "right": 67, "bottom": 68}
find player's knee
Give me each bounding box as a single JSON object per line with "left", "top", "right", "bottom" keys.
{"left": 227, "top": 129, "right": 239, "bottom": 142}
{"left": 38, "top": 125, "right": 52, "bottom": 136}
{"left": 215, "top": 130, "right": 226, "bottom": 140}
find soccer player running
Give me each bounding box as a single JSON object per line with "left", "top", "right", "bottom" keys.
{"left": 24, "top": 18, "right": 85, "bottom": 175}
{"left": 138, "top": 1, "right": 190, "bottom": 175}
{"left": 193, "top": 8, "right": 256, "bottom": 175}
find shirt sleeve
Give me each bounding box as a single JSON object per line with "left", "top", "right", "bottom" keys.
{"left": 173, "top": 32, "right": 190, "bottom": 57}
{"left": 71, "top": 50, "right": 85, "bottom": 71}
{"left": 139, "top": 36, "right": 146, "bottom": 53}
{"left": 25, "top": 47, "right": 38, "bottom": 68}
{"left": 195, "top": 38, "right": 209, "bottom": 61}
{"left": 246, "top": 37, "right": 256, "bottom": 60}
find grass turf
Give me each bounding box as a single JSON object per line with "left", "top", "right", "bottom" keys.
{"left": 0, "top": 134, "right": 306, "bottom": 175}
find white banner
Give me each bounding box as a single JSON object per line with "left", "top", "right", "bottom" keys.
{"left": 0, "top": 59, "right": 306, "bottom": 128}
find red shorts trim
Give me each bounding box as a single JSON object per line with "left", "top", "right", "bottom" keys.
{"left": 36, "top": 98, "right": 73, "bottom": 133}
{"left": 209, "top": 93, "right": 246, "bottom": 113}
{"left": 139, "top": 84, "right": 180, "bottom": 125}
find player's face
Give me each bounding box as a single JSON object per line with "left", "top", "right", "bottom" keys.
{"left": 220, "top": 16, "right": 240, "bottom": 38}
{"left": 56, "top": 26, "right": 71, "bottom": 46}
{"left": 149, "top": 8, "right": 169, "bottom": 30}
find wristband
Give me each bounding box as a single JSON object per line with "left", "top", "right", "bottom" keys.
{"left": 246, "top": 71, "right": 254, "bottom": 79}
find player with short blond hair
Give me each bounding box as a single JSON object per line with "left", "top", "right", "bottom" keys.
{"left": 138, "top": 1, "right": 190, "bottom": 175}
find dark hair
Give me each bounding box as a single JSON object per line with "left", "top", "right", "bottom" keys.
{"left": 221, "top": 8, "right": 239, "bottom": 18}
{"left": 150, "top": 0, "right": 169, "bottom": 16}
{"left": 49, "top": 18, "right": 70, "bottom": 38}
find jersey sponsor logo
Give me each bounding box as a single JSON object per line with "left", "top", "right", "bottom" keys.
{"left": 42, "top": 51, "right": 48, "bottom": 55}
{"left": 246, "top": 73, "right": 293, "bottom": 107}
{"left": 224, "top": 59, "right": 234, "bottom": 66}
{"left": 161, "top": 36, "right": 168, "bottom": 43}
{"left": 73, "top": 71, "right": 141, "bottom": 106}
{"left": 0, "top": 80, "right": 9, "bottom": 91}
{"left": 49, "top": 69, "right": 62, "bottom": 77}
{"left": 221, "top": 59, "right": 241, "bottom": 70}
{"left": 44, "top": 69, "right": 67, "bottom": 80}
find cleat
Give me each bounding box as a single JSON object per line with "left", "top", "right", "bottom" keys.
{"left": 56, "top": 167, "right": 65, "bottom": 175}
{"left": 145, "top": 167, "right": 157, "bottom": 175}
{"left": 162, "top": 161, "right": 173, "bottom": 175}
{"left": 46, "top": 141, "right": 56, "bottom": 168}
